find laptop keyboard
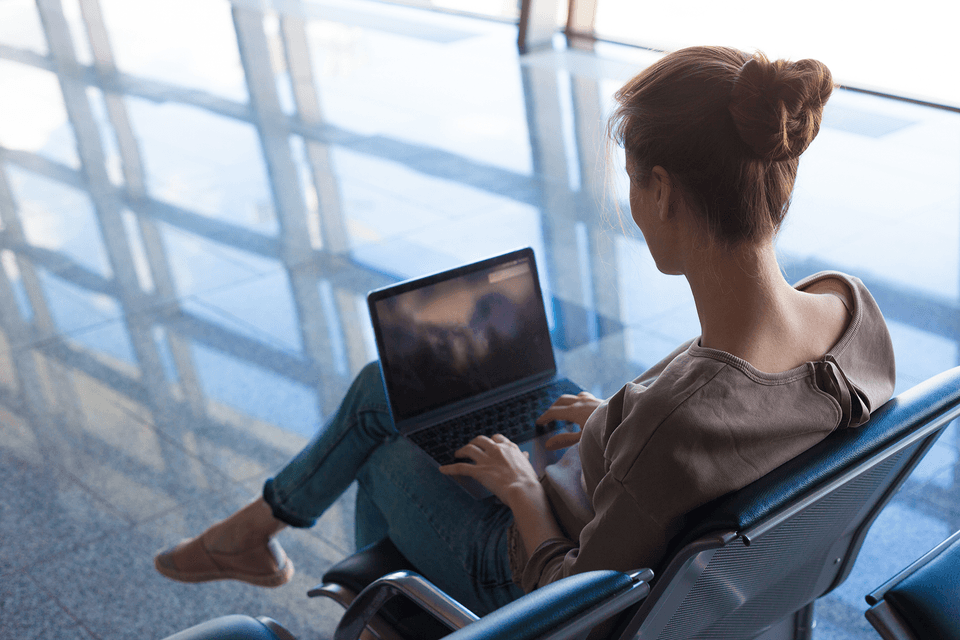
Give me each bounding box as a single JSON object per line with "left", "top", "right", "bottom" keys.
{"left": 406, "top": 379, "right": 581, "bottom": 466}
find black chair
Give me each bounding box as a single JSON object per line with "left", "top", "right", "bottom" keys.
{"left": 160, "top": 615, "right": 296, "bottom": 640}
{"left": 864, "top": 528, "right": 960, "bottom": 640}
{"left": 308, "top": 366, "right": 960, "bottom": 640}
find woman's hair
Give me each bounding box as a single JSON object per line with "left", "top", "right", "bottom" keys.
{"left": 610, "top": 46, "right": 834, "bottom": 246}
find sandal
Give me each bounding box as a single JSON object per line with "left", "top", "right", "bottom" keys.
{"left": 154, "top": 535, "right": 294, "bottom": 588}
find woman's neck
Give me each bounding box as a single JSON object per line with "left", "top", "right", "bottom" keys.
{"left": 685, "top": 241, "right": 799, "bottom": 362}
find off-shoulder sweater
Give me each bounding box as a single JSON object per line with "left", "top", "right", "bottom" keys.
{"left": 508, "top": 272, "right": 897, "bottom": 592}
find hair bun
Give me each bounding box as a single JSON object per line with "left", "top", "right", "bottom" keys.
{"left": 728, "top": 54, "right": 834, "bottom": 161}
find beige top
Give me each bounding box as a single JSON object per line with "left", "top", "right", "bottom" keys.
{"left": 509, "top": 272, "right": 896, "bottom": 592}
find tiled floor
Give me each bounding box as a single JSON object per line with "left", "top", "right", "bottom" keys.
{"left": 1, "top": 1, "right": 959, "bottom": 638}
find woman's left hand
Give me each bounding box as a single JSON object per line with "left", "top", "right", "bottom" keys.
{"left": 438, "top": 434, "right": 540, "bottom": 507}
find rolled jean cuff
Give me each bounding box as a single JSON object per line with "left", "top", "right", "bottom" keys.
{"left": 262, "top": 478, "right": 316, "bottom": 528}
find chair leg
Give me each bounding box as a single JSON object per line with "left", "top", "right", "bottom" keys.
{"left": 793, "top": 603, "right": 815, "bottom": 640}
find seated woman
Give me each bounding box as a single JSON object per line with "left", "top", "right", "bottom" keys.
{"left": 154, "top": 46, "right": 896, "bottom": 616}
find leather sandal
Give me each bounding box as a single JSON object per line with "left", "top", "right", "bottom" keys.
{"left": 154, "top": 535, "right": 294, "bottom": 588}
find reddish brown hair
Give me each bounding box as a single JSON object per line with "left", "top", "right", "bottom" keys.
{"left": 611, "top": 46, "right": 834, "bottom": 245}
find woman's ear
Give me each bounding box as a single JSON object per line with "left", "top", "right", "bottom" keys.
{"left": 649, "top": 166, "right": 674, "bottom": 221}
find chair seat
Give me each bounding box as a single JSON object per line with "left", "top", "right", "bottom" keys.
{"left": 319, "top": 538, "right": 417, "bottom": 597}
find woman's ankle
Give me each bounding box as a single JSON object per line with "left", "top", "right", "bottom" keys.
{"left": 205, "top": 498, "right": 287, "bottom": 553}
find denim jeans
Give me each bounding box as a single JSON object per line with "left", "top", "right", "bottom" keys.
{"left": 263, "top": 362, "right": 524, "bottom": 615}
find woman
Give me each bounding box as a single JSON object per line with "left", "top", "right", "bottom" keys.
{"left": 155, "top": 46, "right": 896, "bottom": 616}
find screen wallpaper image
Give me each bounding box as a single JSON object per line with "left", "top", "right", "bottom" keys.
{"left": 375, "top": 259, "right": 554, "bottom": 421}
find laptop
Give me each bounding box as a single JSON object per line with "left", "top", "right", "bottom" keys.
{"left": 367, "top": 247, "right": 584, "bottom": 498}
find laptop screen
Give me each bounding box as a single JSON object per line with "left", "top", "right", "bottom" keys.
{"left": 369, "top": 249, "right": 556, "bottom": 423}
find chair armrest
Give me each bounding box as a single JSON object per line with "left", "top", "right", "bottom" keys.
{"left": 334, "top": 568, "right": 653, "bottom": 640}
{"left": 333, "top": 571, "right": 480, "bottom": 640}
{"left": 442, "top": 569, "right": 652, "bottom": 640}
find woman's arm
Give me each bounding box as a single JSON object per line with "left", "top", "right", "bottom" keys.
{"left": 503, "top": 475, "right": 568, "bottom": 556}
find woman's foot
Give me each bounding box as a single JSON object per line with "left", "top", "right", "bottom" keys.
{"left": 154, "top": 499, "right": 294, "bottom": 588}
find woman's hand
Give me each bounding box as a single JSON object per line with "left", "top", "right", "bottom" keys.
{"left": 442, "top": 435, "right": 567, "bottom": 555}
{"left": 536, "top": 392, "right": 602, "bottom": 450}
{"left": 438, "top": 434, "right": 540, "bottom": 508}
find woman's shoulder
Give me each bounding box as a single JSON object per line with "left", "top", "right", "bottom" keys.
{"left": 810, "top": 271, "right": 897, "bottom": 420}
{"left": 794, "top": 270, "right": 860, "bottom": 290}
{"left": 792, "top": 270, "right": 877, "bottom": 318}
{"left": 794, "top": 271, "right": 892, "bottom": 364}
{"left": 797, "top": 271, "right": 856, "bottom": 313}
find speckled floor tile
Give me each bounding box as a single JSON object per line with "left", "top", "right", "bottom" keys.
{"left": 0, "top": 352, "right": 241, "bottom": 523}
{"left": 0, "top": 449, "right": 127, "bottom": 576}
{"left": 0, "top": 573, "right": 97, "bottom": 640}
{"left": 29, "top": 492, "right": 347, "bottom": 640}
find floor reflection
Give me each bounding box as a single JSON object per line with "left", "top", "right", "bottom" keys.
{"left": 1, "top": 0, "right": 959, "bottom": 638}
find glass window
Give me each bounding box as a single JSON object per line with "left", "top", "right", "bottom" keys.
{"left": 594, "top": 0, "right": 960, "bottom": 108}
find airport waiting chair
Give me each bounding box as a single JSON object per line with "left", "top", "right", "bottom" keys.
{"left": 864, "top": 528, "right": 960, "bottom": 640}
{"left": 308, "top": 366, "right": 960, "bottom": 640}
{"left": 160, "top": 615, "right": 296, "bottom": 640}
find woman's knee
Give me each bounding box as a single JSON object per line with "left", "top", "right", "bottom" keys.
{"left": 351, "top": 362, "right": 386, "bottom": 400}
{"left": 358, "top": 361, "right": 382, "bottom": 382}
{"left": 340, "top": 362, "right": 389, "bottom": 413}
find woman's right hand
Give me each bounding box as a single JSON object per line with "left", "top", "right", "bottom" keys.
{"left": 536, "top": 392, "right": 602, "bottom": 450}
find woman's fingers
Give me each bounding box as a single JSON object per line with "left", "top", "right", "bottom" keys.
{"left": 453, "top": 434, "right": 516, "bottom": 461}
{"left": 544, "top": 431, "right": 582, "bottom": 451}
{"left": 534, "top": 394, "right": 581, "bottom": 423}
{"left": 438, "top": 461, "right": 476, "bottom": 477}
{"left": 453, "top": 442, "right": 485, "bottom": 460}
{"left": 491, "top": 433, "right": 519, "bottom": 447}
{"left": 536, "top": 391, "right": 601, "bottom": 427}
{"left": 536, "top": 405, "right": 568, "bottom": 424}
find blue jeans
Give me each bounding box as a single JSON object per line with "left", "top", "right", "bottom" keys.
{"left": 263, "top": 362, "right": 524, "bottom": 615}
